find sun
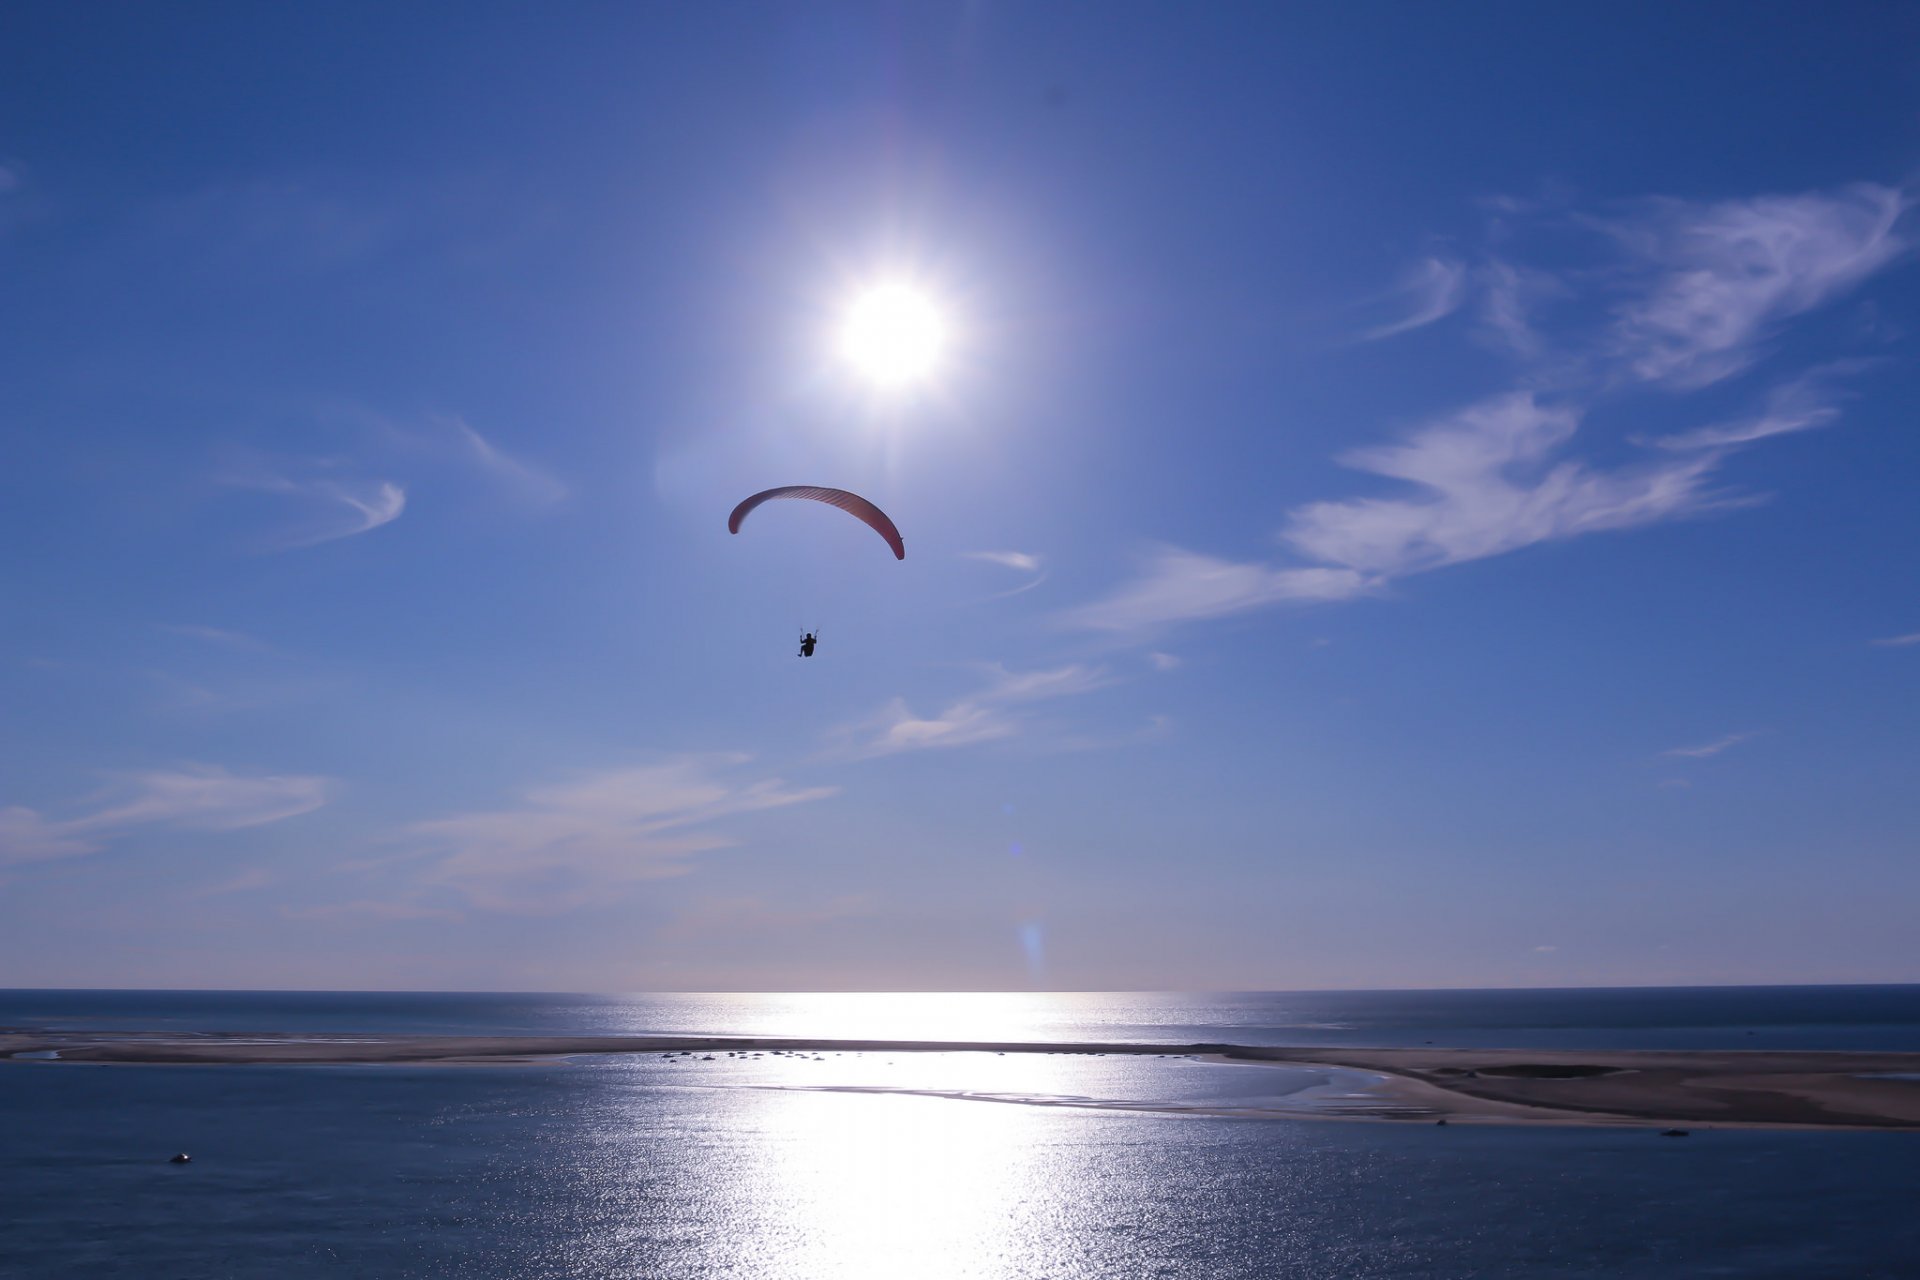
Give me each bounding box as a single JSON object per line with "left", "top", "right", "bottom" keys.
{"left": 835, "top": 280, "right": 951, "bottom": 391}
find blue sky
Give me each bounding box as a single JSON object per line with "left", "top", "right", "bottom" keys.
{"left": 3, "top": 3, "right": 1917, "bottom": 991}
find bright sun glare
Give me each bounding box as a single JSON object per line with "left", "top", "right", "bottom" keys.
{"left": 836, "top": 281, "right": 951, "bottom": 390}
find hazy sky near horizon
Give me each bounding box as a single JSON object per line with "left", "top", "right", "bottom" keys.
{"left": 3, "top": 3, "right": 1918, "bottom": 991}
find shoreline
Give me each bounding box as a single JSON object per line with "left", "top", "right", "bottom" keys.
{"left": 5, "top": 1031, "right": 1919, "bottom": 1130}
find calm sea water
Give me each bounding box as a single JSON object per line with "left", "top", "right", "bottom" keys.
{"left": 3, "top": 987, "right": 1918, "bottom": 1278}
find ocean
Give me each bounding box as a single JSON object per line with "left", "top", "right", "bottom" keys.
{"left": 3, "top": 987, "right": 1918, "bottom": 1278}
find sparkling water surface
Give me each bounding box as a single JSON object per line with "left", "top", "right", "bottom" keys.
{"left": 3, "top": 988, "right": 1918, "bottom": 1278}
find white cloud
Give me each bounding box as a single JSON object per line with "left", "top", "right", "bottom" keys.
{"left": 1871, "top": 631, "right": 1920, "bottom": 648}
{"left": 837, "top": 663, "right": 1115, "bottom": 758}
{"left": 1062, "top": 181, "right": 1909, "bottom": 640}
{"left": 1647, "top": 362, "right": 1871, "bottom": 452}
{"left": 392, "top": 756, "right": 837, "bottom": 913}
{"left": 1148, "top": 651, "right": 1182, "bottom": 671}
{"left": 440, "top": 414, "right": 568, "bottom": 507}
{"left": 1282, "top": 393, "right": 1729, "bottom": 578}
{"left": 0, "top": 807, "right": 96, "bottom": 865}
{"left": 1605, "top": 185, "right": 1906, "bottom": 389}
{"left": 965, "top": 550, "right": 1042, "bottom": 574}
{"left": 225, "top": 459, "right": 406, "bottom": 549}
{"left": 853, "top": 698, "right": 1020, "bottom": 757}
{"left": 1475, "top": 259, "right": 1560, "bottom": 359}
{"left": 0, "top": 765, "right": 331, "bottom": 866}
{"left": 68, "top": 765, "right": 332, "bottom": 832}
{"left": 1363, "top": 256, "right": 1468, "bottom": 341}
{"left": 981, "top": 662, "right": 1113, "bottom": 702}
{"left": 1662, "top": 731, "right": 1759, "bottom": 759}
{"left": 965, "top": 550, "right": 1049, "bottom": 600}
{"left": 288, "top": 478, "right": 405, "bottom": 547}
{"left": 1059, "top": 388, "right": 1755, "bottom": 636}
{"left": 157, "top": 623, "right": 272, "bottom": 651}
{"left": 1060, "top": 549, "right": 1371, "bottom": 633}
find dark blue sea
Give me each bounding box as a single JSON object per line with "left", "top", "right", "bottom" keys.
{"left": 3, "top": 987, "right": 1918, "bottom": 1278}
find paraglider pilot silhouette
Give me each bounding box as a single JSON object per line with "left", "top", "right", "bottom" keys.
{"left": 728, "top": 486, "right": 903, "bottom": 656}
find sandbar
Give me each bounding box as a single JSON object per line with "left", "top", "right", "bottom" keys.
{"left": 5, "top": 1030, "right": 1918, "bottom": 1130}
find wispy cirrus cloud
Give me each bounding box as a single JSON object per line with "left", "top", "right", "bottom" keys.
{"left": 0, "top": 765, "right": 332, "bottom": 866}
{"left": 1281, "top": 393, "right": 1731, "bottom": 578}
{"left": 843, "top": 698, "right": 1020, "bottom": 757}
{"left": 1060, "top": 550, "right": 1370, "bottom": 633}
{"left": 157, "top": 623, "right": 273, "bottom": 652}
{"left": 0, "top": 808, "right": 96, "bottom": 865}
{"left": 1643, "top": 362, "right": 1865, "bottom": 451}
{"left": 965, "top": 550, "right": 1042, "bottom": 574}
{"left": 836, "top": 663, "right": 1116, "bottom": 758}
{"left": 432, "top": 413, "right": 568, "bottom": 507}
{"left": 1662, "top": 731, "right": 1760, "bottom": 759}
{"left": 215, "top": 408, "right": 561, "bottom": 553}
{"left": 1064, "top": 182, "right": 1908, "bottom": 637}
{"left": 1602, "top": 185, "right": 1906, "bottom": 389}
{"left": 222, "top": 455, "right": 406, "bottom": 550}
{"left": 1362, "top": 256, "right": 1468, "bottom": 341}
{"left": 964, "top": 550, "right": 1049, "bottom": 600}
{"left": 389, "top": 756, "right": 836, "bottom": 913}
{"left": 1870, "top": 631, "right": 1920, "bottom": 648}
{"left": 1475, "top": 259, "right": 1562, "bottom": 359}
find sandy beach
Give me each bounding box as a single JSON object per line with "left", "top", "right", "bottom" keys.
{"left": 6, "top": 1030, "right": 1918, "bottom": 1130}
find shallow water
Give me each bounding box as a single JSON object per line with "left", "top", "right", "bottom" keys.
{"left": 3, "top": 989, "right": 1918, "bottom": 1277}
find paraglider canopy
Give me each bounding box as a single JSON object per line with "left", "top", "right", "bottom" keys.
{"left": 728, "top": 486, "right": 905, "bottom": 560}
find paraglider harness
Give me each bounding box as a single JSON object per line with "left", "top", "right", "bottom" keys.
{"left": 798, "top": 630, "right": 818, "bottom": 658}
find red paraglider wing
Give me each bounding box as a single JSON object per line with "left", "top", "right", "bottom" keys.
{"left": 727, "top": 486, "right": 905, "bottom": 560}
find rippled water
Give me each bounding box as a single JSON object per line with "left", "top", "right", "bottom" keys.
{"left": 3, "top": 989, "right": 1918, "bottom": 1277}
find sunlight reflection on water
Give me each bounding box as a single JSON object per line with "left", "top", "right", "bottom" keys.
{"left": 611, "top": 991, "right": 1186, "bottom": 1043}
{"left": 562, "top": 1056, "right": 1258, "bottom": 1279}
{"left": 543, "top": 1052, "right": 1419, "bottom": 1277}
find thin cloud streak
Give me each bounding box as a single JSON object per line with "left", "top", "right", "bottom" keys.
{"left": 157, "top": 623, "right": 273, "bottom": 651}
{"left": 1363, "top": 256, "right": 1468, "bottom": 341}
{"left": 1662, "top": 731, "right": 1759, "bottom": 759}
{"left": 389, "top": 756, "right": 837, "bottom": 913}
{"left": 837, "top": 663, "right": 1116, "bottom": 758}
{"left": 1646, "top": 362, "right": 1871, "bottom": 452}
{"left": 224, "top": 458, "right": 406, "bottom": 550}
{"left": 965, "top": 550, "right": 1043, "bottom": 574}
{"left": 1475, "top": 259, "right": 1559, "bottom": 359}
{"left": 1060, "top": 550, "right": 1371, "bottom": 633}
{"left": 965, "top": 550, "right": 1049, "bottom": 600}
{"left": 1870, "top": 631, "right": 1920, "bottom": 647}
{"left": 68, "top": 765, "right": 332, "bottom": 833}
{"left": 441, "top": 414, "right": 568, "bottom": 507}
{"left": 282, "top": 478, "right": 405, "bottom": 547}
{"left": 0, "top": 765, "right": 331, "bottom": 866}
{"left": 1283, "top": 393, "right": 1729, "bottom": 578}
